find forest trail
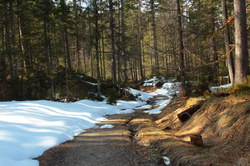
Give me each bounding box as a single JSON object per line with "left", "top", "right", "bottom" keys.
{"left": 38, "top": 97, "right": 165, "bottom": 166}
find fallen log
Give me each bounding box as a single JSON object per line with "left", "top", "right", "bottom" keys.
{"left": 177, "top": 102, "right": 204, "bottom": 122}
{"left": 213, "top": 92, "right": 230, "bottom": 97}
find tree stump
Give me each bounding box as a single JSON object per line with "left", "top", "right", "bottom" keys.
{"left": 190, "top": 134, "right": 204, "bottom": 147}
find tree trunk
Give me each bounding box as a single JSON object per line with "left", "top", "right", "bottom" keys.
{"left": 93, "top": 0, "right": 101, "bottom": 96}
{"left": 138, "top": 1, "right": 144, "bottom": 80}
{"left": 176, "top": 0, "right": 187, "bottom": 96}
{"left": 109, "top": 0, "right": 117, "bottom": 84}
{"left": 4, "top": 0, "right": 14, "bottom": 80}
{"left": 101, "top": 28, "right": 106, "bottom": 80}
{"left": 73, "top": 0, "right": 81, "bottom": 72}
{"left": 9, "top": 0, "right": 18, "bottom": 79}
{"left": 0, "top": 4, "right": 7, "bottom": 81}
{"left": 121, "top": 0, "right": 128, "bottom": 82}
{"left": 221, "top": 0, "right": 235, "bottom": 84}
{"left": 234, "top": 0, "right": 249, "bottom": 84}
{"left": 210, "top": 0, "right": 218, "bottom": 82}
{"left": 64, "top": 28, "right": 72, "bottom": 71}
{"left": 150, "top": 0, "right": 159, "bottom": 75}
{"left": 18, "top": 0, "right": 34, "bottom": 77}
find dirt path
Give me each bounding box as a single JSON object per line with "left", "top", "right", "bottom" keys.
{"left": 38, "top": 110, "right": 164, "bottom": 166}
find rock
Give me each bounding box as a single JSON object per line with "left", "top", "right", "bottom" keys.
{"left": 162, "top": 156, "right": 172, "bottom": 166}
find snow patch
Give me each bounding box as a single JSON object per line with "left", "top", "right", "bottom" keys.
{"left": 0, "top": 99, "right": 144, "bottom": 166}
{"left": 144, "top": 99, "right": 172, "bottom": 114}
{"left": 0, "top": 78, "right": 180, "bottom": 166}
{"left": 100, "top": 124, "right": 114, "bottom": 129}
{"left": 135, "top": 105, "right": 152, "bottom": 110}
{"left": 210, "top": 83, "right": 232, "bottom": 92}
{"left": 143, "top": 76, "right": 166, "bottom": 87}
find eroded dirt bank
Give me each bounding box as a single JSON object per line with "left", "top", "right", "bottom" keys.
{"left": 130, "top": 96, "right": 250, "bottom": 166}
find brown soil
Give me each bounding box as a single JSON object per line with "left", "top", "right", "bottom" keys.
{"left": 38, "top": 112, "right": 165, "bottom": 166}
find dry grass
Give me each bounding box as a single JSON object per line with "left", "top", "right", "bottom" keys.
{"left": 132, "top": 96, "right": 250, "bottom": 166}
{"left": 140, "top": 86, "right": 158, "bottom": 93}
{"left": 156, "top": 97, "right": 205, "bottom": 130}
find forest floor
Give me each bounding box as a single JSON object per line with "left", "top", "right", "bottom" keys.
{"left": 38, "top": 94, "right": 250, "bottom": 166}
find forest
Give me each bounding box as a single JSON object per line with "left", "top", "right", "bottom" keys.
{"left": 0, "top": 0, "right": 249, "bottom": 101}
{"left": 0, "top": 1, "right": 250, "bottom": 165}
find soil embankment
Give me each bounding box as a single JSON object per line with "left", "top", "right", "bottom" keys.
{"left": 130, "top": 96, "right": 250, "bottom": 166}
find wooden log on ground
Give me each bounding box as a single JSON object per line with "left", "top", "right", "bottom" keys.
{"left": 213, "top": 92, "right": 230, "bottom": 97}
{"left": 177, "top": 102, "right": 204, "bottom": 122}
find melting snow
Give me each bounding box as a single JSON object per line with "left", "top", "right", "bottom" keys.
{"left": 210, "top": 83, "right": 232, "bottom": 92}
{"left": 0, "top": 78, "right": 179, "bottom": 166}
{"left": 99, "top": 124, "right": 114, "bottom": 129}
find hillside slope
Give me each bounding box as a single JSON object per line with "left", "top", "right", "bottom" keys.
{"left": 131, "top": 95, "right": 250, "bottom": 166}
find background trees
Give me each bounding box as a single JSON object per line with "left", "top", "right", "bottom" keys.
{"left": 0, "top": 0, "right": 249, "bottom": 100}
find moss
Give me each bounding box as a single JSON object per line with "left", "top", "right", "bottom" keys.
{"left": 227, "top": 83, "right": 250, "bottom": 96}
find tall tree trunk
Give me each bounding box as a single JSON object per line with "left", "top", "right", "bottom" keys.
{"left": 73, "top": 0, "right": 81, "bottom": 72}
{"left": 44, "top": 22, "right": 55, "bottom": 99}
{"left": 0, "top": 4, "right": 7, "bottom": 81}
{"left": 117, "top": 7, "right": 122, "bottom": 83}
{"left": 101, "top": 28, "right": 106, "bottom": 80}
{"left": 93, "top": 0, "right": 101, "bottom": 96}
{"left": 234, "top": 0, "right": 249, "bottom": 84}
{"left": 109, "top": 0, "right": 117, "bottom": 84}
{"left": 138, "top": 1, "right": 144, "bottom": 80}
{"left": 210, "top": 0, "right": 218, "bottom": 83}
{"left": 221, "top": 0, "right": 235, "bottom": 84}
{"left": 4, "top": 0, "right": 14, "bottom": 80}
{"left": 121, "top": 0, "right": 128, "bottom": 82}
{"left": 87, "top": 9, "right": 92, "bottom": 76}
{"left": 18, "top": 0, "right": 33, "bottom": 77}
{"left": 176, "top": 0, "right": 187, "bottom": 96}
{"left": 64, "top": 28, "right": 72, "bottom": 71}
{"left": 9, "top": 0, "right": 18, "bottom": 79}
{"left": 150, "top": 0, "right": 159, "bottom": 75}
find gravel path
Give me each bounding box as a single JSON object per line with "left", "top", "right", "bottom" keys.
{"left": 38, "top": 113, "right": 162, "bottom": 166}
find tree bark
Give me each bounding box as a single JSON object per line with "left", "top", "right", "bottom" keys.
{"left": 93, "top": 0, "right": 101, "bottom": 96}
{"left": 4, "top": 0, "right": 14, "bottom": 80}
{"left": 121, "top": 0, "right": 128, "bottom": 82}
{"left": 109, "top": 0, "right": 117, "bottom": 84}
{"left": 176, "top": 0, "right": 187, "bottom": 96}
{"left": 0, "top": 3, "right": 7, "bottom": 80}
{"left": 64, "top": 28, "right": 72, "bottom": 71}
{"left": 234, "top": 0, "right": 249, "bottom": 84}
{"left": 221, "top": 0, "right": 235, "bottom": 84}
{"left": 150, "top": 0, "right": 159, "bottom": 75}
{"left": 210, "top": 0, "right": 218, "bottom": 82}
{"left": 73, "top": 0, "right": 81, "bottom": 72}
{"left": 101, "top": 28, "right": 106, "bottom": 80}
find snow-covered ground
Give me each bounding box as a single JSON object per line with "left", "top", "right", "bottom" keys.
{"left": 99, "top": 124, "right": 114, "bottom": 129}
{"left": 129, "top": 82, "right": 180, "bottom": 114}
{"left": 0, "top": 100, "right": 142, "bottom": 166}
{"left": 0, "top": 79, "right": 179, "bottom": 166}
{"left": 143, "top": 76, "right": 167, "bottom": 87}
{"left": 210, "top": 83, "right": 232, "bottom": 92}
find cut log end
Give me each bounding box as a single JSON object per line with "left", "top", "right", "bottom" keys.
{"left": 190, "top": 134, "right": 204, "bottom": 147}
